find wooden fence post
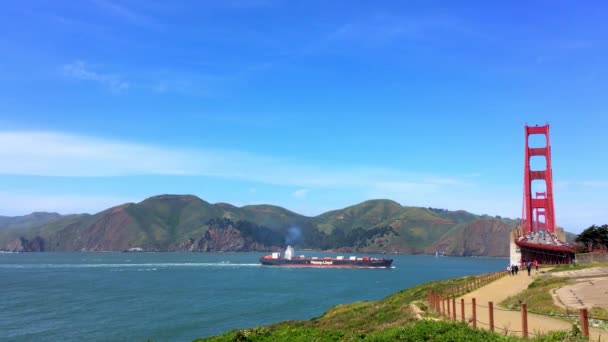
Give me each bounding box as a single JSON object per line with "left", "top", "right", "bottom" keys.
{"left": 452, "top": 298, "right": 456, "bottom": 321}
{"left": 434, "top": 292, "right": 438, "bottom": 312}
{"left": 461, "top": 298, "right": 465, "bottom": 323}
{"left": 521, "top": 303, "right": 528, "bottom": 338}
{"left": 472, "top": 298, "right": 477, "bottom": 329}
{"left": 580, "top": 308, "right": 589, "bottom": 338}
{"left": 436, "top": 292, "right": 439, "bottom": 312}
{"left": 447, "top": 294, "right": 451, "bottom": 318}
{"left": 437, "top": 293, "right": 441, "bottom": 313}
{"left": 437, "top": 293, "right": 440, "bottom": 312}
{"left": 489, "top": 301, "right": 494, "bottom": 332}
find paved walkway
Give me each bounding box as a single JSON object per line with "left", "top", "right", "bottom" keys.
{"left": 450, "top": 271, "right": 607, "bottom": 341}
{"left": 552, "top": 267, "right": 608, "bottom": 310}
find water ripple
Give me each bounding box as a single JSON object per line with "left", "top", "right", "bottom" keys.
{"left": 0, "top": 262, "right": 262, "bottom": 269}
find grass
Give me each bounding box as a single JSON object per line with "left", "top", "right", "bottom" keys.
{"left": 544, "top": 262, "right": 608, "bottom": 273}
{"left": 197, "top": 273, "right": 588, "bottom": 342}
{"left": 500, "top": 276, "right": 569, "bottom": 316}
{"left": 502, "top": 270, "right": 608, "bottom": 323}
{"left": 197, "top": 320, "right": 588, "bottom": 342}
{"left": 589, "top": 306, "right": 608, "bottom": 321}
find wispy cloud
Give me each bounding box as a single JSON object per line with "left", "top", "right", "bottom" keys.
{"left": 91, "top": 0, "right": 157, "bottom": 28}
{"left": 555, "top": 180, "right": 608, "bottom": 189}
{"left": 2, "top": 131, "right": 603, "bottom": 230}
{"left": 61, "top": 61, "right": 232, "bottom": 96}
{"left": 63, "top": 61, "right": 129, "bottom": 93}
{"left": 326, "top": 12, "right": 479, "bottom": 47}
{"left": 580, "top": 181, "right": 608, "bottom": 188}
{"left": 0, "top": 192, "right": 135, "bottom": 216}
{"left": 291, "top": 189, "right": 310, "bottom": 198}
{"left": 0, "top": 131, "right": 471, "bottom": 192}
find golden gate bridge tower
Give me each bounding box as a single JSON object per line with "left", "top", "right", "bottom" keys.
{"left": 511, "top": 124, "right": 575, "bottom": 265}
{"left": 522, "top": 124, "right": 556, "bottom": 235}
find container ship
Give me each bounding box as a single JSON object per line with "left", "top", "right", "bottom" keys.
{"left": 260, "top": 246, "right": 393, "bottom": 268}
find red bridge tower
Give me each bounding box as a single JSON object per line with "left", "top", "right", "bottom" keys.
{"left": 521, "top": 124, "right": 556, "bottom": 235}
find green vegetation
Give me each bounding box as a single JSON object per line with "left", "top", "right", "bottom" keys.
{"left": 575, "top": 224, "right": 608, "bottom": 251}
{"left": 501, "top": 270, "right": 608, "bottom": 327}
{"left": 588, "top": 307, "right": 608, "bottom": 321}
{"left": 0, "top": 195, "right": 521, "bottom": 254}
{"left": 206, "top": 218, "right": 285, "bottom": 247}
{"left": 501, "top": 276, "right": 569, "bottom": 315}
{"left": 198, "top": 274, "right": 486, "bottom": 341}
{"left": 199, "top": 321, "right": 528, "bottom": 342}
{"left": 198, "top": 273, "right": 587, "bottom": 342}
{"left": 318, "top": 226, "right": 398, "bottom": 250}
{"left": 545, "top": 262, "right": 608, "bottom": 273}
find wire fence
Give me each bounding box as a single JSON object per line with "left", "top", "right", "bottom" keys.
{"left": 426, "top": 270, "right": 608, "bottom": 340}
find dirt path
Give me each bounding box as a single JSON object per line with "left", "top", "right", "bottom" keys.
{"left": 451, "top": 271, "right": 607, "bottom": 341}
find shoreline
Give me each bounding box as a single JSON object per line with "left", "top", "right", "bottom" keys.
{"left": 0, "top": 250, "right": 512, "bottom": 258}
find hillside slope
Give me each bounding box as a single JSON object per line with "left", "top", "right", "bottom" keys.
{"left": 0, "top": 195, "right": 519, "bottom": 256}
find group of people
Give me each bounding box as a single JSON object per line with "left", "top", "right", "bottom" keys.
{"left": 507, "top": 259, "right": 539, "bottom": 276}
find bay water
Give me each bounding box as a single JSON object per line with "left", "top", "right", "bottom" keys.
{"left": 1, "top": 252, "right": 506, "bottom": 341}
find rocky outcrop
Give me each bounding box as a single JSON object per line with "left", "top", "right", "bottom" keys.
{"left": 6, "top": 236, "right": 46, "bottom": 252}
{"left": 170, "top": 227, "right": 278, "bottom": 252}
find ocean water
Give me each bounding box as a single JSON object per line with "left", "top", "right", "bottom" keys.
{"left": 0, "top": 252, "right": 506, "bottom": 341}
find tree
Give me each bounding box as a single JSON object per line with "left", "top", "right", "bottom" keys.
{"left": 575, "top": 224, "right": 608, "bottom": 251}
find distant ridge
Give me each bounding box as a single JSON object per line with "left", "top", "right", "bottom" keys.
{"left": 0, "top": 194, "right": 519, "bottom": 255}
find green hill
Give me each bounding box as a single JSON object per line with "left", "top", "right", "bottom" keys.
{"left": 0, "top": 195, "right": 522, "bottom": 256}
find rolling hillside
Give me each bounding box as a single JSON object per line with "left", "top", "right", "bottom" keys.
{"left": 0, "top": 195, "right": 520, "bottom": 256}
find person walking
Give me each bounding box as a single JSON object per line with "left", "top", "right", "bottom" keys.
{"left": 507, "top": 264, "right": 512, "bottom": 275}
{"left": 534, "top": 260, "right": 539, "bottom": 271}
{"left": 526, "top": 260, "right": 532, "bottom": 276}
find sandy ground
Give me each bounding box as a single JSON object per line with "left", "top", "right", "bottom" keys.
{"left": 445, "top": 269, "right": 608, "bottom": 341}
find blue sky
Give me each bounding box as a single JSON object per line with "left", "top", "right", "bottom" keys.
{"left": 1, "top": 1, "right": 607, "bottom": 233}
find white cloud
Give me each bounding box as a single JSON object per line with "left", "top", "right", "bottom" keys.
{"left": 0, "top": 130, "right": 481, "bottom": 214}
{"left": 291, "top": 189, "right": 309, "bottom": 198}
{"left": 63, "top": 61, "right": 129, "bottom": 93}
{"left": 0, "top": 131, "right": 604, "bottom": 230}
{"left": 0, "top": 131, "right": 473, "bottom": 190}
{"left": 0, "top": 192, "right": 136, "bottom": 216}
{"left": 0, "top": 131, "right": 196, "bottom": 177}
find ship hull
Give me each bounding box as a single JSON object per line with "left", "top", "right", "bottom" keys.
{"left": 260, "top": 257, "right": 393, "bottom": 268}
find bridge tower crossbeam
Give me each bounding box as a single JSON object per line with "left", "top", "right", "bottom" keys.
{"left": 521, "top": 124, "right": 556, "bottom": 235}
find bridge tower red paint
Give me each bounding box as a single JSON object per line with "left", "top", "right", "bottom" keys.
{"left": 521, "top": 124, "right": 556, "bottom": 234}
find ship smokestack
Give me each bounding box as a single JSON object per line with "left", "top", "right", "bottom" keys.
{"left": 284, "top": 245, "right": 294, "bottom": 260}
